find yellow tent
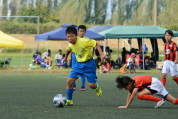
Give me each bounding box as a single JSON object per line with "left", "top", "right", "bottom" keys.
{"left": 0, "top": 31, "right": 24, "bottom": 49}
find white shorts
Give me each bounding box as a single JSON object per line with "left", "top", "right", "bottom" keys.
{"left": 148, "top": 77, "right": 169, "bottom": 99}
{"left": 162, "top": 60, "right": 178, "bottom": 76}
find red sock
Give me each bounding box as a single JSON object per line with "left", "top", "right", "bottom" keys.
{"left": 173, "top": 77, "right": 178, "bottom": 84}
{"left": 137, "top": 95, "right": 162, "bottom": 102}
{"left": 160, "top": 77, "right": 166, "bottom": 87}
{"left": 173, "top": 99, "right": 178, "bottom": 104}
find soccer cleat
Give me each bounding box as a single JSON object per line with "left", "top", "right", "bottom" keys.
{"left": 80, "top": 87, "right": 85, "bottom": 91}
{"left": 65, "top": 100, "right": 74, "bottom": 106}
{"left": 154, "top": 99, "right": 165, "bottom": 108}
{"left": 94, "top": 83, "right": 102, "bottom": 96}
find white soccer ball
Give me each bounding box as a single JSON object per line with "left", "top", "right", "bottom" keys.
{"left": 29, "top": 64, "right": 33, "bottom": 67}
{"left": 53, "top": 94, "right": 66, "bottom": 107}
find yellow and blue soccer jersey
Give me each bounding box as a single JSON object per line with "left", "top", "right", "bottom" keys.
{"left": 67, "top": 37, "right": 96, "bottom": 62}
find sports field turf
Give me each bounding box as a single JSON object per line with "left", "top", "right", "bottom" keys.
{"left": 0, "top": 73, "right": 178, "bottom": 119}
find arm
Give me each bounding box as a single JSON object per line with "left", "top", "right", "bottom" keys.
{"left": 63, "top": 50, "right": 71, "bottom": 62}
{"left": 126, "top": 92, "right": 131, "bottom": 105}
{"left": 95, "top": 43, "right": 105, "bottom": 61}
{"left": 118, "top": 88, "right": 138, "bottom": 108}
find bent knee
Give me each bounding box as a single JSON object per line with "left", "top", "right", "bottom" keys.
{"left": 88, "top": 83, "right": 96, "bottom": 89}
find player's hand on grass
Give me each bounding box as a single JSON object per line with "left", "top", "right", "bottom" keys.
{"left": 118, "top": 106, "right": 128, "bottom": 108}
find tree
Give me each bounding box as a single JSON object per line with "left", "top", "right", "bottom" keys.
{"left": 58, "top": 0, "right": 85, "bottom": 25}
{"left": 93, "top": 0, "right": 108, "bottom": 24}
{"left": 18, "top": 3, "right": 51, "bottom": 23}
{"left": 84, "top": 0, "right": 93, "bottom": 24}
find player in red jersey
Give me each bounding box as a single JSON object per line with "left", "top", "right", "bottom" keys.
{"left": 116, "top": 75, "right": 178, "bottom": 108}
{"left": 160, "top": 30, "right": 178, "bottom": 87}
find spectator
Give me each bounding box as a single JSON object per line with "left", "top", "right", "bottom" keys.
{"left": 43, "top": 49, "right": 53, "bottom": 66}
{"left": 149, "top": 52, "right": 156, "bottom": 68}
{"left": 99, "top": 61, "right": 111, "bottom": 73}
{"left": 121, "top": 47, "right": 127, "bottom": 64}
{"left": 35, "top": 52, "right": 50, "bottom": 68}
{"left": 59, "top": 54, "right": 67, "bottom": 66}
{"left": 55, "top": 49, "right": 63, "bottom": 63}
{"left": 127, "top": 53, "right": 136, "bottom": 74}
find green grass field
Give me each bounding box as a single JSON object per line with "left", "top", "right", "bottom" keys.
{"left": 0, "top": 74, "right": 178, "bottom": 119}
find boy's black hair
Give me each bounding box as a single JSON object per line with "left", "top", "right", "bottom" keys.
{"left": 165, "top": 30, "right": 174, "bottom": 36}
{"left": 66, "top": 26, "right": 77, "bottom": 35}
{"left": 78, "top": 25, "right": 86, "bottom": 31}
{"left": 115, "top": 75, "right": 133, "bottom": 89}
{"left": 58, "top": 49, "right": 62, "bottom": 52}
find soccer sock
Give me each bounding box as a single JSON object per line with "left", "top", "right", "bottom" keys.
{"left": 66, "top": 89, "right": 73, "bottom": 100}
{"left": 160, "top": 77, "right": 166, "bottom": 87}
{"left": 173, "top": 77, "right": 178, "bottom": 84}
{"left": 73, "top": 82, "right": 76, "bottom": 86}
{"left": 173, "top": 99, "right": 178, "bottom": 104}
{"left": 81, "top": 75, "right": 86, "bottom": 88}
{"left": 137, "top": 95, "right": 162, "bottom": 102}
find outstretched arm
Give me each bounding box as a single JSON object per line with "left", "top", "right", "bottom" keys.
{"left": 118, "top": 88, "right": 138, "bottom": 108}
{"left": 126, "top": 92, "right": 131, "bottom": 105}
{"left": 95, "top": 43, "right": 105, "bottom": 61}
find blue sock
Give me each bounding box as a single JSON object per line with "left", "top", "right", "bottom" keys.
{"left": 81, "top": 75, "right": 86, "bottom": 88}
{"left": 66, "top": 89, "right": 73, "bottom": 100}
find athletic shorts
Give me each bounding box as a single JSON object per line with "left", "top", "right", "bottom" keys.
{"left": 69, "top": 56, "right": 97, "bottom": 83}
{"left": 147, "top": 77, "right": 169, "bottom": 99}
{"left": 162, "top": 60, "right": 178, "bottom": 76}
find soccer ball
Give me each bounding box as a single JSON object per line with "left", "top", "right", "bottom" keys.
{"left": 53, "top": 94, "right": 66, "bottom": 107}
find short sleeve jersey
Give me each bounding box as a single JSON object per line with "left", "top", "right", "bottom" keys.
{"left": 67, "top": 37, "right": 96, "bottom": 62}
{"left": 132, "top": 76, "right": 152, "bottom": 91}
{"left": 164, "top": 41, "right": 178, "bottom": 61}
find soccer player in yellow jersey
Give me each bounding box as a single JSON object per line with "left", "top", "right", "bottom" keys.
{"left": 72, "top": 25, "right": 92, "bottom": 91}
{"left": 64, "top": 26, "right": 105, "bottom": 106}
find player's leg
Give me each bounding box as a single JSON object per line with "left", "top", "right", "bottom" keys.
{"left": 137, "top": 88, "right": 162, "bottom": 102}
{"left": 85, "top": 71, "right": 102, "bottom": 96}
{"left": 72, "top": 81, "right": 76, "bottom": 90}
{"left": 165, "top": 94, "right": 178, "bottom": 104}
{"left": 172, "top": 76, "right": 178, "bottom": 85}
{"left": 80, "top": 75, "right": 86, "bottom": 91}
{"left": 160, "top": 73, "right": 167, "bottom": 87}
{"left": 88, "top": 82, "right": 102, "bottom": 96}
{"left": 84, "top": 70, "right": 102, "bottom": 96}
{"left": 84, "top": 58, "right": 102, "bottom": 96}
{"left": 160, "top": 61, "right": 168, "bottom": 87}
{"left": 66, "top": 77, "right": 77, "bottom": 106}
{"left": 168, "top": 61, "right": 178, "bottom": 85}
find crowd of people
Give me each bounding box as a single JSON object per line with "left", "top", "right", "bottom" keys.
{"left": 31, "top": 49, "right": 70, "bottom": 69}
{"left": 31, "top": 45, "right": 157, "bottom": 74}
